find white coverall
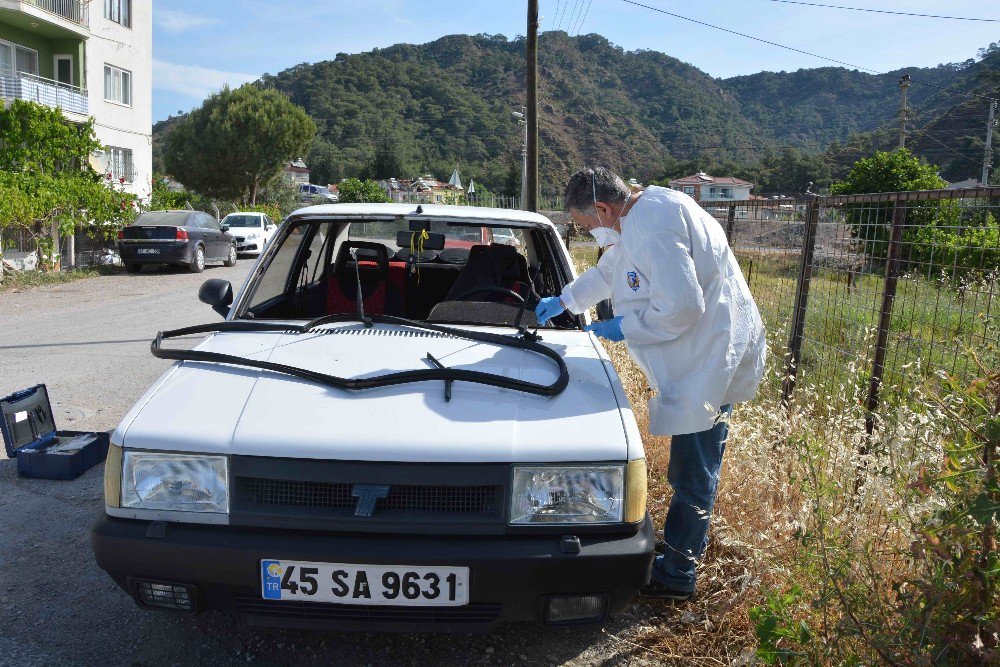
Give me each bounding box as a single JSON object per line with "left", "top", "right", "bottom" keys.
{"left": 560, "top": 186, "right": 766, "bottom": 436}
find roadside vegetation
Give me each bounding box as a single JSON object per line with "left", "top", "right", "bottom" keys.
{"left": 573, "top": 230, "right": 999, "bottom": 664}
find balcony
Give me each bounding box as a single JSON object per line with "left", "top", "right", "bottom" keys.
{"left": 23, "top": 0, "right": 86, "bottom": 23}
{"left": 0, "top": 69, "right": 88, "bottom": 116}
{"left": 0, "top": 0, "right": 90, "bottom": 37}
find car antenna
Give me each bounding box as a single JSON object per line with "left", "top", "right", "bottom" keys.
{"left": 350, "top": 249, "right": 373, "bottom": 328}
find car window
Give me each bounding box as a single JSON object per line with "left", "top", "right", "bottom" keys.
{"left": 132, "top": 211, "right": 190, "bottom": 226}
{"left": 224, "top": 214, "right": 262, "bottom": 228}
{"left": 249, "top": 224, "right": 310, "bottom": 309}
{"left": 201, "top": 215, "right": 221, "bottom": 231}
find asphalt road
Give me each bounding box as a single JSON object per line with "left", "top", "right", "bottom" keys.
{"left": 0, "top": 262, "right": 657, "bottom": 667}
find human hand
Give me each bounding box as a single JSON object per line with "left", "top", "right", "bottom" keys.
{"left": 535, "top": 296, "right": 565, "bottom": 325}
{"left": 584, "top": 316, "right": 624, "bottom": 342}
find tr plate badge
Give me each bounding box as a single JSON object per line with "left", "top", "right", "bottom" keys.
{"left": 626, "top": 271, "right": 640, "bottom": 292}
{"left": 262, "top": 560, "right": 282, "bottom": 599}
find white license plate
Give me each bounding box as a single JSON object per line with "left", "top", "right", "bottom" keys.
{"left": 260, "top": 560, "right": 469, "bottom": 606}
{"left": 136, "top": 248, "right": 160, "bottom": 255}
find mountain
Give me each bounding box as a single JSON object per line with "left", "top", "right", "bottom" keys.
{"left": 154, "top": 33, "right": 999, "bottom": 194}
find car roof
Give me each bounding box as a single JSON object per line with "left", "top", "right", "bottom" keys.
{"left": 223, "top": 211, "right": 265, "bottom": 216}
{"left": 287, "top": 203, "right": 556, "bottom": 229}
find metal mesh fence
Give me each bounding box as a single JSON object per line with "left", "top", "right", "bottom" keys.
{"left": 713, "top": 187, "right": 1000, "bottom": 423}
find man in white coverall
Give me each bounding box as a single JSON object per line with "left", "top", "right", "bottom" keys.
{"left": 536, "top": 167, "right": 766, "bottom": 600}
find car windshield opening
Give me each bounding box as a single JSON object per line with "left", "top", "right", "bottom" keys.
{"left": 240, "top": 217, "right": 576, "bottom": 330}
{"left": 223, "top": 215, "right": 262, "bottom": 227}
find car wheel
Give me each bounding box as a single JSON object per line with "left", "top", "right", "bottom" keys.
{"left": 223, "top": 244, "right": 237, "bottom": 267}
{"left": 189, "top": 245, "right": 206, "bottom": 273}
{"left": 124, "top": 263, "right": 141, "bottom": 274}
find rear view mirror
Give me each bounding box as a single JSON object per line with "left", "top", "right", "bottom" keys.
{"left": 396, "top": 231, "right": 445, "bottom": 251}
{"left": 221, "top": 224, "right": 230, "bottom": 232}
{"left": 199, "top": 279, "right": 233, "bottom": 318}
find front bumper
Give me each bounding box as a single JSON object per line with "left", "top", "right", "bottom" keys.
{"left": 91, "top": 513, "right": 654, "bottom": 632}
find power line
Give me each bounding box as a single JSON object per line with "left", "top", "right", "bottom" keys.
{"left": 619, "top": 0, "right": 880, "bottom": 72}
{"left": 574, "top": 0, "right": 594, "bottom": 35}
{"left": 763, "top": 0, "right": 1000, "bottom": 23}
{"left": 620, "top": 0, "right": 1000, "bottom": 104}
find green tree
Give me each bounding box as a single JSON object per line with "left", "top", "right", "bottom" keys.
{"left": 337, "top": 178, "right": 390, "bottom": 203}
{"left": 0, "top": 101, "right": 137, "bottom": 270}
{"left": 164, "top": 84, "right": 316, "bottom": 205}
{"left": 830, "top": 148, "right": 946, "bottom": 260}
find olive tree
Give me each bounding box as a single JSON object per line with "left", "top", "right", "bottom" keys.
{"left": 165, "top": 84, "right": 316, "bottom": 205}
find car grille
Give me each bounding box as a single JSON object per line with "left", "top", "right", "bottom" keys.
{"left": 235, "top": 235, "right": 245, "bottom": 242}
{"left": 238, "top": 478, "right": 498, "bottom": 514}
{"left": 233, "top": 595, "right": 502, "bottom": 627}
{"left": 229, "top": 458, "right": 509, "bottom": 533}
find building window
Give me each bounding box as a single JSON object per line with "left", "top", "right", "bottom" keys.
{"left": 0, "top": 40, "right": 39, "bottom": 77}
{"left": 108, "top": 146, "right": 134, "bottom": 183}
{"left": 682, "top": 186, "right": 695, "bottom": 196}
{"left": 103, "top": 64, "right": 132, "bottom": 106}
{"left": 104, "top": 0, "right": 131, "bottom": 28}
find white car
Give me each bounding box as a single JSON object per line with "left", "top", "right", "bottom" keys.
{"left": 91, "top": 203, "right": 652, "bottom": 632}
{"left": 221, "top": 212, "right": 278, "bottom": 256}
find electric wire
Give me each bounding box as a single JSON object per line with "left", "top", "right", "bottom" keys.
{"left": 762, "top": 0, "right": 1000, "bottom": 23}
{"left": 574, "top": 0, "right": 595, "bottom": 35}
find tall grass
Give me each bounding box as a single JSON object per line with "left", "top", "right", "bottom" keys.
{"left": 571, "top": 247, "right": 999, "bottom": 664}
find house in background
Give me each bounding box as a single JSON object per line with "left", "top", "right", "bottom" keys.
{"left": 379, "top": 174, "right": 465, "bottom": 204}
{"left": 668, "top": 172, "right": 753, "bottom": 202}
{"left": 282, "top": 158, "right": 310, "bottom": 185}
{"left": 0, "top": 0, "right": 152, "bottom": 200}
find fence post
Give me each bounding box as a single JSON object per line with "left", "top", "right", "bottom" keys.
{"left": 781, "top": 195, "right": 820, "bottom": 409}
{"left": 863, "top": 200, "right": 906, "bottom": 437}
{"left": 725, "top": 202, "right": 737, "bottom": 245}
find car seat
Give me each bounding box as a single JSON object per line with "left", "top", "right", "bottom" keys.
{"left": 444, "top": 244, "right": 531, "bottom": 303}
{"left": 326, "top": 241, "right": 405, "bottom": 316}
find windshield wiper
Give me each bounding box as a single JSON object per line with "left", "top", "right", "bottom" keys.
{"left": 150, "top": 313, "right": 569, "bottom": 398}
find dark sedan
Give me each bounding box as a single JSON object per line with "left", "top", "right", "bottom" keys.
{"left": 118, "top": 210, "right": 238, "bottom": 273}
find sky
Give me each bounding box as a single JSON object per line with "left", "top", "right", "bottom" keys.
{"left": 152, "top": 0, "right": 1000, "bottom": 122}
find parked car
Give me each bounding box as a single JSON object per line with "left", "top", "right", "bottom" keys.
{"left": 298, "top": 183, "right": 338, "bottom": 204}
{"left": 118, "top": 210, "right": 237, "bottom": 274}
{"left": 221, "top": 212, "right": 278, "bottom": 256}
{"left": 92, "top": 203, "right": 652, "bottom": 632}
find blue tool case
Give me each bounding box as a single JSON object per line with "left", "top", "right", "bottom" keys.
{"left": 1, "top": 384, "right": 109, "bottom": 480}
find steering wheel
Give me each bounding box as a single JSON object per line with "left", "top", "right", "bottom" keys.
{"left": 452, "top": 286, "right": 526, "bottom": 303}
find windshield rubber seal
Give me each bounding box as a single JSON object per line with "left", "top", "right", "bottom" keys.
{"left": 150, "top": 314, "right": 569, "bottom": 398}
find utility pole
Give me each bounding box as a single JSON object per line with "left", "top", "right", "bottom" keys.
{"left": 512, "top": 107, "right": 527, "bottom": 208}
{"left": 526, "top": 0, "right": 539, "bottom": 212}
{"left": 898, "top": 74, "right": 910, "bottom": 149}
{"left": 982, "top": 98, "right": 997, "bottom": 186}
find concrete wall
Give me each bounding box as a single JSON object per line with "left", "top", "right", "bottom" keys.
{"left": 85, "top": 0, "right": 152, "bottom": 201}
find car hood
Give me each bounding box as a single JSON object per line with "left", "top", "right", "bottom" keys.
{"left": 116, "top": 323, "right": 635, "bottom": 463}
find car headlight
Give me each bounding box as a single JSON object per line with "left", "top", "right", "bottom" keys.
{"left": 510, "top": 466, "right": 624, "bottom": 524}
{"left": 121, "top": 451, "right": 229, "bottom": 513}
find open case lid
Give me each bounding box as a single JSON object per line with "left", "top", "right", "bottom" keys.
{"left": 1, "top": 384, "right": 58, "bottom": 457}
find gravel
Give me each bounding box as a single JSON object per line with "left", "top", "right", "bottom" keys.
{"left": 0, "top": 262, "right": 657, "bottom": 666}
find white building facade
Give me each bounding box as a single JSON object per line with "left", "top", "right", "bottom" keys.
{"left": 0, "top": 0, "right": 152, "bottom": 201}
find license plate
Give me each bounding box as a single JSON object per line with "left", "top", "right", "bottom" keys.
{"left": 260, "top": 560, "right": 469, "bottom": 606}
{"left": 136, "top": 248, "right": 160, "bottom": 255}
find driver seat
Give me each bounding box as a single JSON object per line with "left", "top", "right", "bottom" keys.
{"left": 444, "top": 243, "right": 530, "bottom": 302}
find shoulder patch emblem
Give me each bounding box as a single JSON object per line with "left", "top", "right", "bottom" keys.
{"left": 626, "top": 271, "right": 640, "bottom": 292}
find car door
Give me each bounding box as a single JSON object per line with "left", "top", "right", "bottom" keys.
{"left": 200, "top": 214, "right": 226, "bottom": 259}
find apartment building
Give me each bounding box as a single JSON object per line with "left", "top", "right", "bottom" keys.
{"left": 0, "top": 0, "right": 152, "bottom": 200}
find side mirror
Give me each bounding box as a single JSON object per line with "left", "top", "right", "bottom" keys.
{"left": 199, "top": 279, "right": 233, "bottom": 318}
{"left": 220, "top": 224, "right": 230, "bottom": 233}
{"left": 266, "top": 225, "right": 274, "bottom": 231}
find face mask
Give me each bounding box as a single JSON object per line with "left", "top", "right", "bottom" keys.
{"left": 590, "top": 226, "right": 621, "bottom": 248}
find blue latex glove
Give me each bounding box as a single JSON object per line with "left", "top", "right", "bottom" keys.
{"left": 585, "top": 316, "right": 625, "bottom": 342}
{"left": 535, "top": 296, "right": 565, "bottom": 325}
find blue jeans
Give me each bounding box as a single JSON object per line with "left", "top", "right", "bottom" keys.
{"left": 650, "top": 405, "right": 732, "bottom": 593}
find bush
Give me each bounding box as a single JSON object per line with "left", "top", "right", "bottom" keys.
{"left": 907, "top": 205, "right": 1000, "bottom": 275}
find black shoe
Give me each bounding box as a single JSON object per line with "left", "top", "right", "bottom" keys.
{"left": 640, "top": 579, "right": 695, "bottom": 601}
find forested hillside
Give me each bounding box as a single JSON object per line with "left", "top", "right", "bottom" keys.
{"left": 153, "top": 32, "right": 999, "bottom": 195}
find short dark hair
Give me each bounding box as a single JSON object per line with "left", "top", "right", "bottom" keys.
{"left": 563, "top": 167, "right": 631, "bottom": 212}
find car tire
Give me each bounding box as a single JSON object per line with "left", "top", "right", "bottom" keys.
{"left": 223, "top": 244, "right": 237, "bottom": 267}
{"left": 189, "top": 245, "right": 206, "bottom": 273}
{"left": 124, "top": 263, "right": 141, "bottom": 274}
